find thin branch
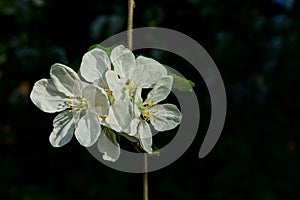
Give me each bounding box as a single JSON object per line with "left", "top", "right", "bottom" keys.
{"left": 143, "top": 153, "right": 148, "bottom": 200}
{"left": 127, "top": 0, "right": 135, "bottom": 50}
{"left": 127, "top": 2, "right": 148, "bottom": 200}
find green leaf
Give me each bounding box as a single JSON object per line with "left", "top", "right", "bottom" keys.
{"left": 168, "top": 71, "right": 195, "bottom": 92}
{"left": 151, "top": 143, "right": 159, "bottom": 151}
{"left": 151, "top": 143, "right": 160, "bottom": 156}
{"left": 88, "top": 44, "right": 100, "bottom": 51}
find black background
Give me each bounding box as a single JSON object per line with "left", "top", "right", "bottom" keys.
{"left": 0, "top": 0, "right": 299, "bottom": 199}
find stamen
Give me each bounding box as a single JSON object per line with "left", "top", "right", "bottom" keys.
{"left": 144, "top": 100, "right": 154, "bottom": 107}
{"left": 64, "top": 95, "right": 88, "bottom": 113}
{"left": 104, "top": 88, "right": 113, "bottom": 104}
{"left": 141, "top": 108, "right": 157, "bottom": 121}
{"left": 123, "top": 79, "right": 140, "bottom": 100}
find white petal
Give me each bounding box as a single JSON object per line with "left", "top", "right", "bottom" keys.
{"left": 97, "top": 127, "right": 120, "bottom": 162}
{"left": 146, "top": 75, "right": 173, "bottom": 104}
{"left": 137, "top": 121, "right": 153, "bottom": 153}
{"left": 49, "top": 111, "right": 75, "bottom": 147}
{"left": 127, "top": 118, "right": 140, "bottom": 136}
{"left": 133, "top": 86, "right": 143, "bottom": 106}
{"left": 132, "top": 56, "right": 167, "bottom": 88}
{"left": 75, "top": 111, "right": 101, "bottom": 147}
{"left": 80, "top": 48, "right": 110, "bottom": 82}
{"left": 102, "top": 106, "right": 122, "bottom": 132}
{"left": 110, "top": 45, "right": 136, "bottom": 78}
{"left": 50, "top": 63, "right": 81, "bottom": 96}
{"left": 105, "top": 70, "right": 119, "bottom": 91}
{"left": 112, "top": 80, "right": 126, "bottom": 101}
{"left": 129, "top": 89, "right": 142, "bottom": 119}
{"left": 30, "top": 79, "right": 68, "bottom": 113}
{"left": 93, "top": 77, "right": 107, "bottom": 89}
{"left": 111, "top": 99, "right": 131, "bottom": 130}
{"left": 82, "top": 85, "right": 109, "bottom": 116}
{"left": 72, "top": 78, "right": 86, "bottom": 95}
{"left": 150, "top": 104, "right": 182, "bottom": 131}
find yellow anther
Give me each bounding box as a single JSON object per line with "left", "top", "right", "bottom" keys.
{"left": 104, "top": 88, "right": 113, "bottom": 104}
{"left": 142, "top": 110, "right": 146, "bottom": 115}
{"left": 148, "top": 101, "right": 154, "bottom": 107}
{"left": 142, "top": 109, "right": 152, "bottom": 121}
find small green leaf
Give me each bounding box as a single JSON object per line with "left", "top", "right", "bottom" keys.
{"left": 151, "top": 143, "right": 159, "bottom": 151}
{"left": 151, "top": 143, "right": 160, "bottom": 156}
{"left": 88, "top": 44, "right": 100, "bottom": 51}
{"left": 168, "top": 71, "right": 195, "bottom": 92}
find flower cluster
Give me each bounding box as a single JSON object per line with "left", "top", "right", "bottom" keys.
{"left": 30, "top": 45, "right": 182, "bottom": 162}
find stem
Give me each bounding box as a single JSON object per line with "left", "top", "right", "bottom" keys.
{"left": 127, "top": 0, "right": 135, "bottom": 50}
{"left": 143, "top": 153, "right": 148, "bottom": 200}
{"left": 127, "top": 1, "right": 148, "bottom": 199}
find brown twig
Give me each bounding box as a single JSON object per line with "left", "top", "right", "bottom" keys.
{"left": 143, "top": 153, "right": 148, "bottom": 200}
{"left": 127, "top": 2, "right": 148, "bottom": 199}
{"left": 127, "top": 0, "right": 135, "bottom": 50}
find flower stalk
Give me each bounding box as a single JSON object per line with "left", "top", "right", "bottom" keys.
{"left": 143, "top": 153, "right": 149, "bottom": 200}
{"left": 127, "top": 0, "right": 135, "bottom": 50}
{"left": 127, "top": 1, "right": 148, "bottom": 199}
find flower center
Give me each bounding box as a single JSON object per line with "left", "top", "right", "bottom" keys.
{"left": 139, "top": 101, "right": 156, "bottom": 121}
{"left": 124, "top": 79, "right": 140, "bottom": 100}
{"left": 65, "top": 96, "right": 88, "bottom": 113}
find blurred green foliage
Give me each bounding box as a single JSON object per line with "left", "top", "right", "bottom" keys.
{"left": 0, "top": 0, "right": 299, "bottom": 199}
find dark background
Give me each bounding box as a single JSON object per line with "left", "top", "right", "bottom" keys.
{"left": 0, "top": 0, "right": 299, "bottom": 199}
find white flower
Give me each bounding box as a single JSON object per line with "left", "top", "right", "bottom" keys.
{"left": 107, "top": 45, "right": 168, "bottom": 101}
{"left": 127, "top": 76, "right": 182, "bottom": 153}
{"left": 106, "top": 45, "right": 181, "bottom": 153}
{"left": 105, "top": 44, "right": 170, "bottom": 137}
{"left": 30, "top": 63, "right": 110, "bottom": 147}
{"left": 30, "top": 45, "right": 185, "bottom": 162}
